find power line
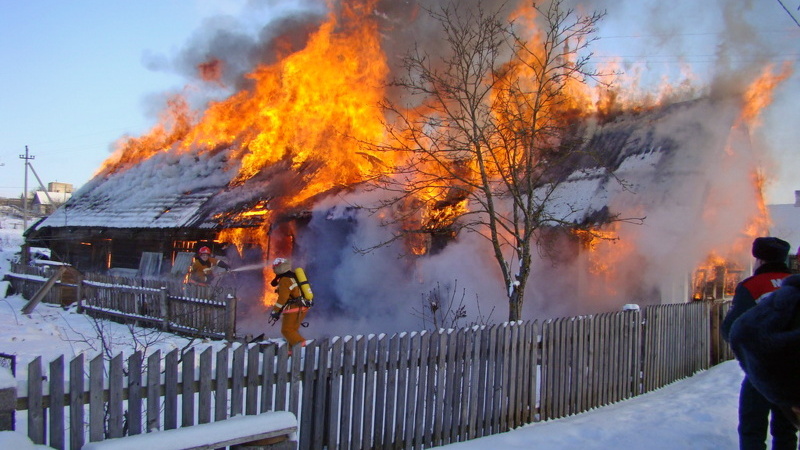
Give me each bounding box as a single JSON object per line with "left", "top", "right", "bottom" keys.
{"left": 776, "top": 0, "right": 800, "bottom": 28}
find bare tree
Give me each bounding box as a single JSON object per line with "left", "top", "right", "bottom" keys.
{"left": 373, "top": 0, "right": 626, "bottom": 320}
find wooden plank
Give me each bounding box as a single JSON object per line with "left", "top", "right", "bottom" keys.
{"left": 449, "top": 328, "right": 463, "bottom": 443}
{"left": 107, "top": 354, "right": 124, "bottom": 438}
{"left": 312, "top": 339, "right": 330, "bottom": 450}
{"left": 339, "top": 337, "right": 354, "bottom": 450}
{"left": 432, "top": 330, "right": 448, "bottom": 447}
{"left": 465, "top": 327, "right": 486, "bottom": 439}
{"left": 231, "top": 344, "right": 245, "bottom": 417}
{"left": 530, "top": 321, "right": 540, "bottom": 423}
{"left": 198, "top": 347, "right": 212, "bottom": 424}
{"left": 596, "top": 314, "right": 608, "bottom": 407}
{"left": 27, "top": 356, "right": 44, "bottom": 445}
{"left": 147, "top": 351, "right": 161, "bottom": 432}
{"left": 519, "top": 322, "right": 533, "bottom": 424}
{"left": 363, "top": 336, "right": 378, "bottom": 450}
{"left": 492, "top": 325, "right": 505, "bottom": 429}
{"left": 632, "top": 310, "right": 642, "bottom": 396}
{"left": 182, "top": 349, "right": 196, "bottom": 427}
{"left": 373, "top": 334, "right": 389, "bottom": 449}
{"left": 215, "top": 347, "right": 229, "bottom": 422}
{"left": 128, "top": 352, "right": 143, "bottom": 434}
{"left": 414, "top": 331, "right": 430, "bottom": 449}
{"left": 246, "top": 344, "right": 260, "bottom": 416}
{"left": 574, "top": 317, "right": 586, "bottom": 414}
{"left": 487, "top": 324, "right": 501, "bottom": 432}
{"left": 260, "top": 344, "right": 276, "bottom": 413}
{"left": 456, "top": 328, "right": 470, "bottom": 443}
{"left": 507, "top": 323, "right": 519, "bottom": 427}
{"left": 164, "top": 349, "right": 178, "bottom": 430}
{"left": 21, "top": 265, "right": 66, "bottom": 314}
{"left": 275, "top": 345, "right": 289, "bottom": 412}
{"left": 70, "top": 354, "right": 85, "bottom": 449}
{"left": 49, "top": 355, "right": 65, "bottom": 450}
{"left": 383, "top": 334, "right": 399, "bottom": 450}
{"left": 351, "top": 336, "right": 367, "bottom": 450}
{"left": 557, "top": 318, "right": 568, "bottom": 418}
{"left": 442, "top": 329, "right": 456, "bottom": 445}
{"left": 398, "top": 333, "right": 413, "bottom": 450}
{"left": 328, "top": 338, "right": 344, "bottom": 450}
{"left": 89, "top": 354, "right": 105, "bottom": 442}
{"left": 300, "top": 341, "right": 317, "bottom": 450}
{"left": 539, "top": 321, "right": 551, "bottom": 421}
{"left": 289, "top": 343, "right": 303, "bottom": 416}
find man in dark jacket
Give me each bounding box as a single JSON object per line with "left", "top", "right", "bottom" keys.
{"left": 722, "top": 236, "right": 795, "bottom": 449}
{"left": 730, "top": 273, "right": 800, "bottom": 431}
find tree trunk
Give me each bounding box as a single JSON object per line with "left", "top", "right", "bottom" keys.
{"left": 508, "top": 287, "right": 522, "bottom": 321}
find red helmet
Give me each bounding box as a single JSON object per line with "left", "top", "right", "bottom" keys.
{"left": 198, "top": 246, "right": 212, "bottom": 255}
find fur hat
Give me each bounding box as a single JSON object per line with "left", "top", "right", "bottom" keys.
{"left": 272, "top": 257, "right": 291, "bottom": 274}
{"left": 729, "top": 274, "right": 800, "bottom": 407}
{"left": 751, "top": 237, "right": 791, "bottom": 262}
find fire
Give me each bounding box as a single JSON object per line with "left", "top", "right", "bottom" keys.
{"left": 740, "top": 63, "right": 793, "bottom": 128}
{"left": 93, "top": 1, "right": 794, "bottom": 312}
{"left": 573, "top": 226, "right": 634, "bottom": 297}
{"left": 103, "top": 0, "right": 390, "bottom": 206}
{"left": 691, "top": 252, "right": 744, "bottom": 301}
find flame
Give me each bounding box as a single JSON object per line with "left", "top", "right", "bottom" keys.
{"left": 573, "top": 226, "right": 632, "bottom": 297}
{"left": 94, "top": 1, "right": 793, "bottom": 312}
{"left": 690, "top": 252, "right": 744, "bottom": 301}
{"left": 103, "top": 0, "right": 390, "bottom": 203}
{"left": 740, "top": 63, "right": 793, "bottom": 128}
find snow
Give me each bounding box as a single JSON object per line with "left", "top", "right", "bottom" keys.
{"left": 80, "top": 411, "right": 297, "bottom": 450}
{"left": 0, "top": 207, "right": 756, "bottom": 449}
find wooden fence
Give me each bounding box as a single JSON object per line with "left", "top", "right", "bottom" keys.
{"left": 6, "top": 264, "right": 237, "bottom": 340}
{"left": 15, "top": 301, "right": 732, "bottom": 450}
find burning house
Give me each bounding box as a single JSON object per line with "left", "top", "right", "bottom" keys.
{"left": 22, "top": 0, "right": 787, "bottom": 335}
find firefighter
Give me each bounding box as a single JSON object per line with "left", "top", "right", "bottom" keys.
{"left": 269, "top": 257, "right": 309, "bottom": 350}
{"left": 187, "top": 246, "right": 229, "bottom": 285}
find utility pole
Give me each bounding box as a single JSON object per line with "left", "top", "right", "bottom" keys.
{"left": 19, "top": 146, "right": 34, "bottom": 231}
{"left": 19, "top": 147, "right": 34, "bottom": 264}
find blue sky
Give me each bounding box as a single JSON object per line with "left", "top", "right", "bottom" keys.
{"left": 1, "top": 0, "right": 798, "bottom": 203}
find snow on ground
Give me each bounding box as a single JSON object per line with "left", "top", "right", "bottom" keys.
{"left": 0, "top": 212, "right": 746, "bottom": 449}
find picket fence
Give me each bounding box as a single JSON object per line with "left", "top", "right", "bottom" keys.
{"left": 15, "top": 301, "right": 731, "bottom": 450}
{"left": 6, "top": 263, "right": 237, "bottom": 340}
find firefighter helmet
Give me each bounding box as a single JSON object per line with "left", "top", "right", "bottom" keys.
{"left": 272, "top": 257, "right": 291, "bottom": 274}
{"left": 198, "top": 246, "right": 212, "bottom": 255}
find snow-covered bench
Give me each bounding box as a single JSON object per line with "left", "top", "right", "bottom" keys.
{"left": 81, "top": 411, "right": 297, "bottom": 450}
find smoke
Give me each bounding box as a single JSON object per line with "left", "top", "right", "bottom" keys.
{"left": 89, "top": 0, "right": 794, "bottom": 337}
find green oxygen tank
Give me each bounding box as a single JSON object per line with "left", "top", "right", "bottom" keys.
{"left": 294, "top": 267, "right": 314, "bottom": 305}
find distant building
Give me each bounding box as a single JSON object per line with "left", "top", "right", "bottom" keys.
{"left": 29, "top": 182, "right": 73, "bottom": 215}
{"left": 767, "top": 190, "right": 800, "bottom": 272}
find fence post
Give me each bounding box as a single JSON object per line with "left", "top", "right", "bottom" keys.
{"left": 160, "top": 287, "right": 169, "bottom": 331}
{"left": 0, "top": 367, "right": 16, "bottom": 431}
{"left": 225, "top": 293, "right": 236, "bottom": 341}
{"left": 76, "top": 277, "right": 84, "bottom": 314}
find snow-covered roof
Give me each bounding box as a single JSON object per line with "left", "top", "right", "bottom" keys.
{"left": 31, "top": 191, "right": 71, "bottom": 205}
{"left": 34, "top": 97, "right": 733, "bottom": 233}
{"left": 32, "top": 147, "right": 311, "bottom": 231}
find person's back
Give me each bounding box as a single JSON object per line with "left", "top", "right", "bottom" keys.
{"left": 730, "top": 274, "right": 800, "bottom": 431}
{"left": 722, "top": 236, "right": 795, "bottom": 450}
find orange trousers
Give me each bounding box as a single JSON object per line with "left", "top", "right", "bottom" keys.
{"left": 280, "top": 308, "right": 309, "bottom": 347}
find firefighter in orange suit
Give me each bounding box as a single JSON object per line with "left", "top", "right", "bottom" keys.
{"left": 188, "top": 246, "right": 229, "bottom": 285}
{"left": 269, "top": 257, "right": 309, "bottom": 348}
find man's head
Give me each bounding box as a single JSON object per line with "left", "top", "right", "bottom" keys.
{"left": 198, "top": 246, "right": 212, "bottom": 260}
{"left": 272, "top": 257, "right": 291, "bottom": 275}
{"left": 752, "top": 236, "right": 791, "bottom": 264}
